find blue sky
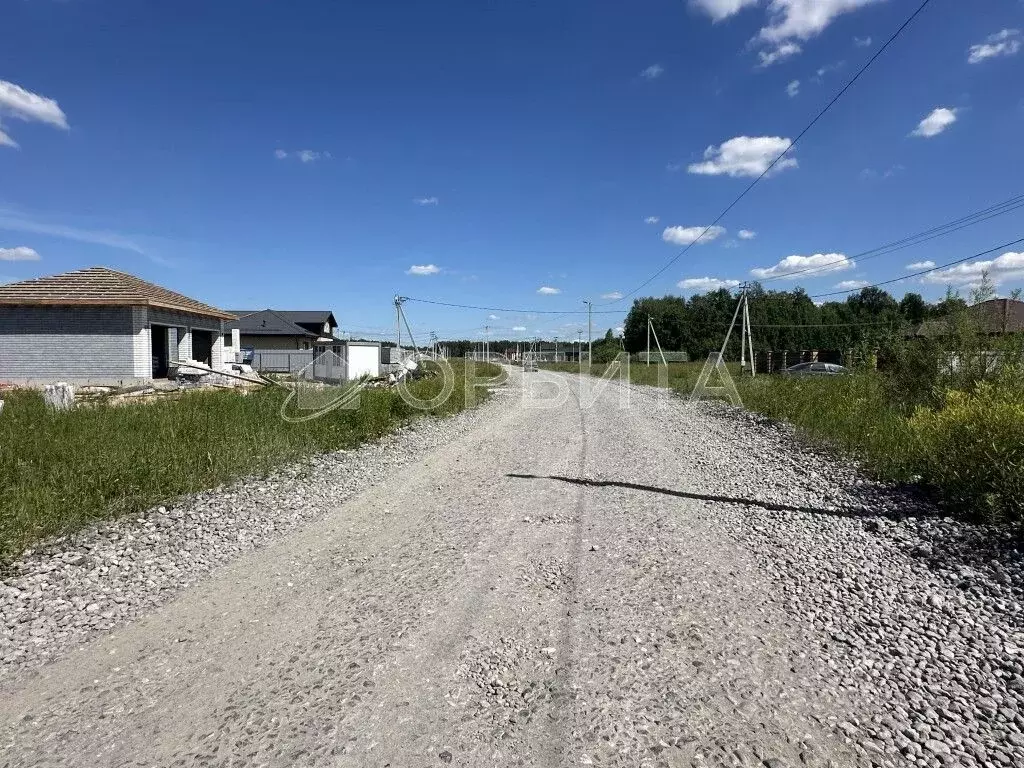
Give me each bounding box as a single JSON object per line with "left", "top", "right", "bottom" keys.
{"left": 2, "top": 0, "right": 1023, "bottom": 341}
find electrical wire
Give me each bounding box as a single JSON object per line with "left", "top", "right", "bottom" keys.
{"left": 746, "top": 320, "right": 897, "bottom": 328}
{"left": 755, "top": 193, "right": 1024, "bottom": 284}
{"left": 807, "top": 237, "right": 1024, "bottom": 299}
{"left": 402, "top": 296, "right": 628, "bottom": 315}
{"left": 607, "top": 0, "right": 935, "bottom": 304}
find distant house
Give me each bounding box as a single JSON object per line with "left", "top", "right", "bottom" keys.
{"left": 225, "top": 309, "right": 343, "bottom": 356}
{"left": 224, "top": 309, "right": 381, "bottom": 380}
{"left": 915, "top": 298, "right": 1024, "bottom": 338}
{"left": 0, "top": 267, "right": 235, "bottom": 384}
{"left": 913, "top": 298, "right": 1024, "bottom": 375}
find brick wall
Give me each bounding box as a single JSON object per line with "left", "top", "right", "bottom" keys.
{"left": 0, "top": 306, "right": 136, "bottom": 380}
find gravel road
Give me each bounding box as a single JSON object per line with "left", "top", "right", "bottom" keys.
{"left": 2, "top": 366, "right": 1023, "bottom": 768}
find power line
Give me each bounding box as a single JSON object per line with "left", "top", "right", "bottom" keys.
{"left": 756, "top": 193, "right": 1024, "bottom": 284}
{"left": 608, "top": 0, "right": 935, "bottom": 304}
{"left": 747, "top": 320, "right": 897, "bottom": 328}
{"left": 402, "top": 296, "right": 628, "bottom": 315}
{"left": 807, "top": 237, "right": 1024, "bottom": 299}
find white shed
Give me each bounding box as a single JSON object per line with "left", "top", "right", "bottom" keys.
{"left": 345, "top": 341, "right": 381, "bottom": 380}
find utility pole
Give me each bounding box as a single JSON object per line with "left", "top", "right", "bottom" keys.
{"left": 719, "top": 283, "right": 753, "bottom": 376}
{"left": 393, "top": 295, "right": 404, "bottom": 363}
{"left": 484, "top": 325, "right": 489, "bottom": 361}
{"left": 646, "top": 315, "right": 651, "bottom": 367}
{"left": 743, "top": 290, "right": 755, "bottom": 378}
{"left": 582, "top": 300, "right": 592, "bottom": 365}
{"left": 554, "top": 336, "right": 559, "bottom": 362}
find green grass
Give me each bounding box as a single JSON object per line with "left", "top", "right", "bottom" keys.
{"left": 0, "top": 360, "right": 501, "bottom": 562}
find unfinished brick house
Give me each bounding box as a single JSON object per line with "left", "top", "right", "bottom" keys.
{"left": 0, "top": 267, "right": 235, "bottom": 384}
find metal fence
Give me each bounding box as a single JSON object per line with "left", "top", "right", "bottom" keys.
{"left": 249, "top": 349, "right": 348, "bottom": 381}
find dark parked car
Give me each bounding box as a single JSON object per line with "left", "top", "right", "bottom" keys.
{"left": 782, "top": 362, "right": 849, "bottom": 376}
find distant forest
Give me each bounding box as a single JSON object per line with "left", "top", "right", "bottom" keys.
{"left": 424, "top": 279, "right": 1014, "bottom": 361}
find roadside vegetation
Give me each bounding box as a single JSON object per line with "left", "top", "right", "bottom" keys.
{"left": 543, "top": 323, "right": 1024, "bottom": 524}
{"left": 0, "top": 360, "right": 501, "bottom": 562}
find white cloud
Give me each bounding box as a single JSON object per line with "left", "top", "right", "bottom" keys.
{"left": 854, "top": 36, "right": 873, "bottom": 47}
{"left": 813, "top": 60, "right": 845, "bottom": 81}
{"left": 677, "top": 277, "right": 741, "bottom": 292}
{"left": 537, "top": 286, "right": 561, "bottom": 295}
{"left": 0, "top": 80, "right": 69, "bottom": 149}
{"left": 688, "top": 136, "right": 797, "bottom": 178}
{"left": 786, "top": 79, "right": 800, "bottom": 97}
{"left": 968, "top": 29, "right": 1021, "bottom": 64}
{"left": 407, "top": 264, "right": 440, "bottom": 275}
{"left": 644, "top": 216, "right": 660, "bottom": 224}
{"left": 662, "top": 225, "right": 726, "bottom": 246}
{"left": 757, "top": 0, "right": 885, "bottom": 45}
{"left": 834, "top": 279, "right": 869, "bottom": 290}
{"left": 906, "top": 260, "right": 935, "bottom": 270}
{"left": 689, "top": 0, "right": 759, "bottom": 22}
{"left": 275, "top": 149, "right": 330, "bottom": 163}
{"left": 921, "top": 252, "right": 1024, "bottom": 286}
{"left": 0, "top": 246, "right": 40, "bottom": 261}
{"left": 751, "top": 252, "right": 854, "bottom": 279}
{"left": 0, "top": 207, "right": 158, "bottom": 262}
{"left": 414, "top": 196, "right": 439, "bottom": 206}
{"left": 488, "top": 314, "right": 499, "bottom": 320}
{"left": 601, "top": 291, "right": 624, "bottom": 300}
{"left": 911, "top": 107, "right": 957, "bottom": 138}
{"left": 512, "top": 325, "right": 527, "bottom": 332}
{"left": 0, "top": 80, "right": 68, "bottom": 128}
{"left": 641, "top": 64, "right": 665, "bottom": 79}
{"left": 298, "top": 150, "right": 328, "bottom": 163}
{"left": 758, "top": 42, "right": 802, "bottom": 68}
{"left": 738, "top": 229, "right": 757, "bottom": 240}
{"left": 860, "top": 164, "right": 904, "bottom": 180}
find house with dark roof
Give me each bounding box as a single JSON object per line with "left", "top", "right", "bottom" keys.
{"left": 0, "top": 267, "right": 235, "bottom": 383}
{"left": 222, "top": 309, "right": 382, "bottom": 379}
{"left": 225, "top": 309, "right": 342, "bottom": 353}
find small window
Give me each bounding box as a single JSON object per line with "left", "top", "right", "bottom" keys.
{"left": 223, "top": 333, "right": 231, "bottom": 345}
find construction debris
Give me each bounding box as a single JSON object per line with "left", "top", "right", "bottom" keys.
{"left": 42, "top": 383, "right": 75, "bottom": 411}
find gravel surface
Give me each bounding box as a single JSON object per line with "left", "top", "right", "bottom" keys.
{"left": 1, "top": 368, "right": 1022, "bottom": 768}
{"left": 0, "top": 390, "right": 510, "bottom": 675}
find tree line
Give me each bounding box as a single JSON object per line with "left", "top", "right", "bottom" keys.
{"left": 621, "top": 283, "right": 979, "bottom": 360}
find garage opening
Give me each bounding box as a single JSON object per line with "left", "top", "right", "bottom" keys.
{"left": 191, "top": 329, "right": 214, "bottom": 366}
{"left": 151, "top": 324, "right": 170, "bottom": 378}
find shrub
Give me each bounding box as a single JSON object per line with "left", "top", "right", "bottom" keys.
{"left": 909, "top": 367, "right": 1024, "bottom": 523}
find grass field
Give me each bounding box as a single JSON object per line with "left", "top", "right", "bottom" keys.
{"left": 0, "top": 360, "right": 501, "bottom": 562}
{"left": 543, "top": 357, "right": 1024, "bottom": 524}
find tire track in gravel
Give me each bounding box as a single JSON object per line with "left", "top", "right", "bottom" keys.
{"left": 536, "top": 371, "right": 866, "bottom": 768}
{"left": 542, "top": 372, "right": 589, "bottom": 768}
